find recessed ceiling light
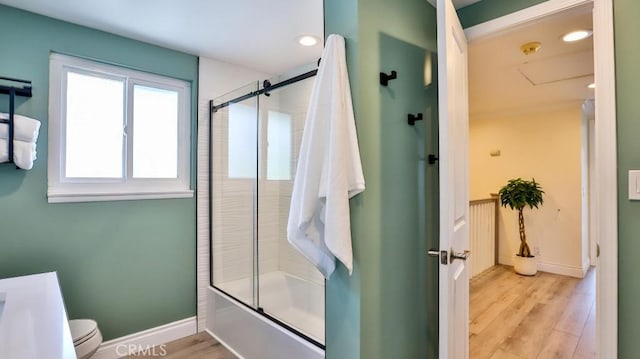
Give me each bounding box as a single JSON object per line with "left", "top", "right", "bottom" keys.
{"left": 562, "top": 30, "right": 593, "bottom": 42}
{"left": 588, "top": 83, "right": 596, "bottom": 89}
{"left": 298, "top": 35, "right": 319, "bottom": 47}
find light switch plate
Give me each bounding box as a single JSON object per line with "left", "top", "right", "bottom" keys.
{"left": 629, "top": 170, "right": 640, "bottom": 200}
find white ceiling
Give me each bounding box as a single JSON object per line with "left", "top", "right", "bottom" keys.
{"left": 468, "top": 4, "right": 594, "bottom": 118}
{"left": 1, "top": 0, "right": 481, "bottom": 75}
{"left": 0, "top": 0, "right": 324, "bottom": 74}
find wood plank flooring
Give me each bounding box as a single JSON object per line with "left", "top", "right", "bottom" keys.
{"left": 470, "top": 265, "right": 596, "bottom": 359}
{"left": 126, "top": 266, "right": 594, "bottom": 359}
{"left": 124, "top": 332, "right": 236, "bottom": 359}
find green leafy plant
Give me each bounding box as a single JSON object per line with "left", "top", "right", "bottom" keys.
{"left": 498, "top": 178, "right": 544, "bottom": 258}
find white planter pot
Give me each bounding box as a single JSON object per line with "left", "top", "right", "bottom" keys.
{"left": 514, "top": 255, "right": 537, "bottom": 276}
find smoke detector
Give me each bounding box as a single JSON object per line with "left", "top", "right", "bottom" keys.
{"left": 520, "top": 41, "right": 542, "bottom": 55}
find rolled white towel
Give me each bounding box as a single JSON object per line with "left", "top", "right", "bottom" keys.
{"left": 0, "top": 113, "right": 41, "bottom": 143}
{"left": 14, "top": 140, "right": 37, "bottom": 170}
{"left": 0, "top": 139, "right": 37, "bottom": 170}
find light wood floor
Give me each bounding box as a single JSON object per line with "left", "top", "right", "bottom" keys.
{"left": 127, "top": 266, "right": 594, "bottom": 359}
{"left": 470, "top": 265, "right": 595, "bottom": 359}
{"left": 124, "top": 332, "right": 236, "bottom": 359}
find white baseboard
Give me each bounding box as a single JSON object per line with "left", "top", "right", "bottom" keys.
{"left": 92, "top": 317, "right": 197, "bottom": 359}
{"left": 537, "top": 261, "right": 585, "bottom": 278}
{"left": 499, "top": 256, "right": 585, "bottom": 278}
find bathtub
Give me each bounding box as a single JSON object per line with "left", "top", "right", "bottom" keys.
{"left": 207, "top": 271, "right": 325, "bottom": 359}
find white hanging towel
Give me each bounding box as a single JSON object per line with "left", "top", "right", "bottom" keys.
{"left": 0, "top": 113, "right": 41, "bottom": 142}
{"left": 0, "top": 113, "right": 40, "bottom": 170}
{"left": 287, "top": 34, "right": 365, "bottom": 279}
{"left": 0, "top": 139, "right": 37, "bottom": 170}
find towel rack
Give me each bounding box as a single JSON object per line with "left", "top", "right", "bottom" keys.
{"left": 0, "top": 76, "right": 33, "bottom": 167}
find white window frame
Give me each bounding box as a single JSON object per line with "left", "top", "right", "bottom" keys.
{"left": 48, "top": 53, "right": 192, "bottom": 203}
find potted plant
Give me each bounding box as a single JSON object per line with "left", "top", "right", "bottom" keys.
{"left": 498, "top": 178, "right": 544, "bottom": 276}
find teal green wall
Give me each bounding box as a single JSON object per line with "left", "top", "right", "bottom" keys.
{"left": 461, "top": 0, "right": 639, "bottom": 357}
{"left": 0, "top": 5, "right": 198, "bottom": 341}
{"left": 325, "top": 0, "right": 439, "bottom": 357}
{"left": 324, "top": 1, "right": 361, "bottom": 358}
{"left": 457, "top": 0, "right": 547, "bottom": 28}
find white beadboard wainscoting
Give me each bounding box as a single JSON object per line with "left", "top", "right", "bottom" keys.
{"left": 469, "top": 198, "right": 499, "bottom": 278}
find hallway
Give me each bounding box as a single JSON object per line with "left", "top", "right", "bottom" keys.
{"left": 469, "top": 265, "right": 595, "bottom": 359}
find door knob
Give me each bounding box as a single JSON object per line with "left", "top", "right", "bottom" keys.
{"left": 450, "top": 250, "right": 471, "bottom": 263}
{"left": 428, "top": 249, "right": 448, "bottom": 265}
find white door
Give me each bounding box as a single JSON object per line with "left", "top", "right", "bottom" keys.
{"left": 436, "top": 0, "right": 470, "bottom": 358}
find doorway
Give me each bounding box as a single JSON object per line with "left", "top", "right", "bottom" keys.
{"left": 434, "top": 0, "right": 617, "bottom": 357}
{"left": 466, "top": 4, "right": 595, "bottom": 358}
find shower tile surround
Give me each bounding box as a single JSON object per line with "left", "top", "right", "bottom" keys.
{"left": 211, "top": 72, "right": 324, "bottom": 343}
{"left": 212, "top": 78, "right": 322, "bottom": 287}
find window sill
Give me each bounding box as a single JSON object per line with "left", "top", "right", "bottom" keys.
{"left": 47, "top": 189, "right": 194, "bottom": 203}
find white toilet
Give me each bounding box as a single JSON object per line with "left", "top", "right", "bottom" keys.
{"left": 69, "top": 319, "right": 103, "bottom": 359}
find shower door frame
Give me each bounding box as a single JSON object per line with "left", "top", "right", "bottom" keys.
{"left": 207, "top": 69, "right": 326, "bottom": 350}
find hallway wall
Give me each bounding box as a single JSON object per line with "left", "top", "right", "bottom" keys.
{"left": 469, "top": 105, "right": 586, "bottom": 276}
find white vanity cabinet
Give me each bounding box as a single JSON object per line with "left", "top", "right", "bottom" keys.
{"left": 0, "top": 272, "right": 76, "bottom": 359}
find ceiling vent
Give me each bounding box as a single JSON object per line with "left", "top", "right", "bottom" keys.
{"left": 517, "top": 50, "right": 594, "bottom": 86}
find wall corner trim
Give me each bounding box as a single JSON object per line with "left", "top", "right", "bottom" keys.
{"left": 593, "top": 0, "right": 618, "bottom": 357}
{"left": 92, "top": 317, "right": 197, "bottom": 359}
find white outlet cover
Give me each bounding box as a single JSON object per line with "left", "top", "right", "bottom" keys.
{"left": 629, "top": 170, "right": 640, "bottom": 200}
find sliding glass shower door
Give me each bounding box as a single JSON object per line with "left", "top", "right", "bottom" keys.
{"left": 256, "top": 74, "right": 325, "bottom": 344}
{"left": 210, "top": 81, "right": 259, "bottom": 308}
{"left": 211, "top": 69, "right": 325, "bottom": 346}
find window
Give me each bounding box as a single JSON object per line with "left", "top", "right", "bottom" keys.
{"left": 266, "top": 111, "right": 292, "bottom": 180}
{"left": 48, "top": 53, "right": 192, "bottom": 203}
{"left": 227, "top": 102, "right": 258, "bottom": 179}
{"left": 225, "top": 106, "right": 292, "bottom": 181}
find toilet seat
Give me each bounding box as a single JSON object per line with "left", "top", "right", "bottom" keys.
{"left": 70, "top": 319, "right": 98, "bottom": 344}
{"left": 69, "top": 319, "right": 102, "bottom": 359}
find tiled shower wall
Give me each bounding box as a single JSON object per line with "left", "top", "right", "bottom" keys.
{"left": 272, "top": 83, "right": 324, "bottom": 287}
{"left": 212, "top": 74, "right": 323, "bottom": 288}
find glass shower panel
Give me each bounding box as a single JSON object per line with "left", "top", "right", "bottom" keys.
{"left": 211, "top": 82, "right": 259, "bottom": 308}
{"left": 256, "top": 73, "right": 325, "bottom": 345}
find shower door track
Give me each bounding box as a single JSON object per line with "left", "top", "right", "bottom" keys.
{"left": 209, "top": 68, "right": 318, "bottom": 113}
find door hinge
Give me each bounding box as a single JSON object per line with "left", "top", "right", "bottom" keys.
{"left": 597, "top": 243, "right": 600, "bottom": 257}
